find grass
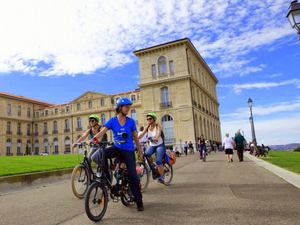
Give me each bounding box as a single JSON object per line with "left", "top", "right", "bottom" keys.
{"left": 0, "top": 154, "right": 84, "bottom": 177}
{"left": 262, "top": 151, "right": 300, "bottom": 174}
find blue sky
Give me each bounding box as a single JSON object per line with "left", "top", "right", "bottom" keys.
{"left": 0, "top": 0, "right": 299, "bottom": 145}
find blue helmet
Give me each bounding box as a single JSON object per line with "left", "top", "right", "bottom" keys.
{"left": 115, "top": 97, "right": 132, "bottom": 109}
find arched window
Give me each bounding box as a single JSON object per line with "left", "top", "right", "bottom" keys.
{"left": 65, "top": 119, "right": 70, "bottom": 131}
{"left": 161, "top": 115, "right": 174, "bottom": 143}
{"left": 64, "top": 137, "right": 71, "bottom": 154}
{"left": 53, "top": 138, "right": 59, "bottom": 154}
{"left": 43, "top": 139, "right": 49, "bottom": 153}
{"left": 53, "top": 121, "right": 58, "bottom": 133}
{"left": 101, "top": 114, "right": 106, "bottom": 125}
{"left": 158, "top": 56, "right": 167, "bottom": 76}
{"left": 43, "top": 122, "right": 48, "bottom": 134}
{"left": 6, "top": 139, "right": 12, "bottom": 156}
{"left": 17, "top": 139, "right": 22, "bottom": 155}
{"left": 131, "top": 109, "right": 137, "bottom": 121}
{"left": 34, "top": 140, "right": 39, "bottom": 155}
{"left": 26, "top": 140, "right": 32, "bottom": 155}
{"left": 77, "top": 117, "right": 82, "bottom": 129}
{"left": 6, "top": 121, "right": 11, "bottom": 134}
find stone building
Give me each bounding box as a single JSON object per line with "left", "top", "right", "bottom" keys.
{"left": 0, "top": 38, "right": 221, "bottom": 156}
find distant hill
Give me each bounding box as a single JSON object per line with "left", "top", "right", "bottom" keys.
{"left": 269, "top": 143, "right": 300, "bottom": 151}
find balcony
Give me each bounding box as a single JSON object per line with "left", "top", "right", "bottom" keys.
{"left": 27, "top": 132, "right": 31, "bottom": 136}
{"left": 64, "top": 128, "right": 71, "bottom": 133}
{"left": 17, "top": 132, "right": 23, "bottom": 136}
{"left": 34, "top": 132, "right": 39, "bottom": 136}
{"left": 43, "top": 131, "right": 48, "bottom": 135}
{"left": 76, "top": 127, "right": 83, "bottom": 132}
{"left": 52, "top": 130, "right": 58, "bottom": 134}
{"left": 160, "top": 101, "right": 172, "bottom": 109}
{"left": 6, "top": 131, "right": 12, "bottom": 135}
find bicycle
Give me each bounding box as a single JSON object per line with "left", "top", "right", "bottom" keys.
{"left": 84, "top": 147, "right": 136, "bottom": 222}
{"left": 71, "top": 142, "right": 112, "bottom": 199}
{"left": 137, "top": 142, "right": 173, "bottom": 190}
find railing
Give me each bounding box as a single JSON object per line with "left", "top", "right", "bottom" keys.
{"left": 6, "top": 131, "right": 12, "bottom": 135}
{"left": 52, "top": 130, "right": 58, "bottom": 134}
{"left": 64, "top": 128, "right": 70, "bottom": 133}
{"left": 34, "top": 132, "right": 39, "bottom": 136}
{"left": 160, "top": 101, "right": 172, "bottom": 108}
{"left": 76, "top": 127, "right": 83, "bottom": 131}
{"left": 17, "top": 132, "right": 23, "bottom": 135}
{"left": 43, "top": 131, "right": 48, "bottom": 135}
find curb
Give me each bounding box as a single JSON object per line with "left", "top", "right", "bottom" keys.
{"left": 244, "top": 152, "right": 300, "bottom": 189}
{"left": 0, "top": 168, "right": 73, "bottom": 194}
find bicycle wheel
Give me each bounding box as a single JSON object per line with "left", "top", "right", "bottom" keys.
{"left": 71, "top": 164, "right": 90, "bottom": 199}
{"left": 203, "top": 150, "right": 206, "bottom": 162}
{"left": 163, "top": 163, "right": 173, "bottom": 186}
{"left": 137, "top": 161, "right": 150, "bottom": 192}
{"left": 85, "top": 182, "right": 108, "bottom": 222}
{"left": 121, "top": 184, "right": 134, "bottom": 207}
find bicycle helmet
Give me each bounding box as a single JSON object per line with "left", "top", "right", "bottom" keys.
{"left": 115, "top": 97, "right": 132, "bottom": 109}
{"left": 89, "top": 114, "right": 100, "bottom": 123}
{"left": 146, "top": 112, "right": 157, "bottom": 121}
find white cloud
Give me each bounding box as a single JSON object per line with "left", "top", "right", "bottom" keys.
{"left": 0, "top": 0, "right": 294, "bottom": 76}
{"left": 221, "top": 114, "right": 300, "bottom": 145}
{"left": 220, "top": 79, "right": 300, "bottom": 94}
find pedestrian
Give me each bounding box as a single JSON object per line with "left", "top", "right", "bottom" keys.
{"left": 222, "top": 133, "right": 234, "bottom": 163}
{"left": 188, "top": 141, "right": 194, "bottom": 154}
{"left": 198, "top": 135, "right": 206, "bottom": 159}
{"left": 234, "top": 129, "right": 246, "bottom": 162}
{"left": 183, "top": 141, "right": 188, "bottom": 156}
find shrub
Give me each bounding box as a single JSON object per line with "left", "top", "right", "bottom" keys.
{"left": 294, "top": 147, "right": 300, "bottom": 152}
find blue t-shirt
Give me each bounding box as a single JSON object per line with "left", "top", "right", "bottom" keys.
{"left": 104, "top": 116, "right": 137, "bottom": 151}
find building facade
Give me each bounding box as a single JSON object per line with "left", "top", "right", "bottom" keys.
{"left": 0, "top": 38, "right": 221, "bottom": 156}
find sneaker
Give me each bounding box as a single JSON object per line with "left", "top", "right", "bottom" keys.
{"left": 137, "top": 201, "right": 144, "bottom": 211}
{"left": 158, "top": 176, "right": 165, "bottom": 184}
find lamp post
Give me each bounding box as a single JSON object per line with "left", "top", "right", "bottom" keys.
{"left": 287, "top": 0, "right": 300, "bottom": 42}
{"left": 247, "top": 98, "right": 257, "bottom": 146}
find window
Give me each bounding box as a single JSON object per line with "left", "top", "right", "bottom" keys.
{"left": 131, "top": 95, "right": 136, "bottom": 102}
{"left": 27, "top": 108, "right": 31, "bottom": 117}
{"left": 45, "top": 110, "right": 48, "bottom": 116}
{"left": 158, "top": 56, "right": 167, "bottom": 76}
{"left": 131, "top": 109, "right": 136, "bottom": 121}
{"left": 161, "top": 87, "right": 169, "bottom": 105}
{"left": 6, "top": 121, "right": 11, "bottom": 134}
{"left": 26, "top": 140, "right": 32, "bottom": 155}
{"left": 64, "top": 137, "right": 71, "bottom": 153}
{"left": 35, "top": 112, "right": 39, "bottom": 117}
{"left": 77, "top": 103, "right": 81, "bottom": 111}
{"left": 66, "top": 106, "right": 70, "bottom": 113}
{"left": 17, "top": 105, "right": 21, "bottom": 116}
{"left": 151, "top": 64, "right": 156, "bottom": 78}
{"left": 53, "top": 138, "right": 59, "bottom": 154}
{"left": 43, "top": 122, "right": 48, "bottom": 134}
{"left": 43, "top": 139, "right": 49, "bottom": 153}
{"left": 54, "top": 108, "right": 58, "bottom": 114}
{"left": 100, "top": 98, "right": 105, "bottom": 107}
{"left": 65, "top": 119, "right": 70, "bottom": 131}
{"left": 17, "top": 123, "right": 22, "bottom": 135}
{"left": 34, "top": 140, "right": 39, "bottom": 155}
{"left": 101, "top": 114, "right": 106, "bottom": 125}
{"left": 17, "top": 139, "right": 22, "bottom": 155}
{"left": 34, "top": 124, "right": 38, "bottom": 134}
{"left": 161, "top": 115, "right": 175, "bottom": 143}
{"left": 6, "top": 139, "right": 12, "bottom": 156}
{"left": 169, "top": 60, "right": 174, "bottom": 75}
{"left": 111, "top": 98, "right": 115, "bottom": 105}
{"left": 88, "top": 100, "right": 92, "bottom": 109}
{"left": 77, "top": 117, "right": 82, "bottom": 129}
{"left": 7, "top": 103, "right": 11, "bottom": 115}
{"left": 27, "top": 124, "right": 31, "bottom": 135}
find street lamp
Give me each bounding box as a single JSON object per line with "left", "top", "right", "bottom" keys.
{"left": 287, "top": 0, "right": 300, "bottom": 41}
{"left": 247, "top": 98, "right": 257, "bottom": 146}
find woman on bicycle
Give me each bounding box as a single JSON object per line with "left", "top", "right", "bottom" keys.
{"left": 88, "top": 97, "right": 144, "bottom": 212}
{"left": 73, "top": 114, "right": 107, "bottom": 162}
{"left": 138, "top": 112, "right": 166, "bottom": 183}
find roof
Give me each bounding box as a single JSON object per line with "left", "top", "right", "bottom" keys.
{"left": 112, "top": 89, "right": 140, "bottom": 96}
{"left": 0, "top": 91, "right": 53, "bottom": 106}
{"left": 133, "top": 38, "right": 218, "bottom": 83}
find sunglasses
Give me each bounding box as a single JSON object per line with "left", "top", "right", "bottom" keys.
{"left": 146, "top": 117, "right": 153, "bottom": 121}
{"left": 89, "top": 119, "right": 96, "bottom": 123}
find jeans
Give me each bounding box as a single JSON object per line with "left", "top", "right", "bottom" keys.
{"left": 91, "top": 146, "right": 142, "bottom": 203}
{"left": 199, "top": 144, "right": 206, "bottom": 158}
{"left": 145, "top": 143, "right": 165, "bottom": 166}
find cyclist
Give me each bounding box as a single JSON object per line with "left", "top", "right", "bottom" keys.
{"left": 138, "top": 112, "right": 166, "bottom": 183}
{"left": 198, "top": 135, "right": 206, "bottom": 159}
{"left": 88, "top": 97, "right": 144, "bottom": 212}
{"left": 73, "top": 114, "right": 107, "bottom": 161}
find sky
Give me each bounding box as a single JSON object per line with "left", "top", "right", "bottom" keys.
{"left": 0, "top": 0, "right": 299, "bottom": 145}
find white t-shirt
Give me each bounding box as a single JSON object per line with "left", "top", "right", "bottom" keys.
{"left": 138, "top": 131, "right": 148, "bottom": 144}
{"left": 223, "top": 137, "right": 234, "bottom": 149}
{"left": 147, "top": 126, "right": 163, "bottom": 146}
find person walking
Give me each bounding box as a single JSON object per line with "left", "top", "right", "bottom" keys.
{"left": 222, "top": 133, "right": 234, "bottom": 163}
{"left": 188, "top": 141, "right": 194, "bottom": 154}
{"left": 198, "top": 135, "right": 206, "bottom": 159}
{"left": 183, "top": 141, "right": 188, "bottom": 156}
{"left": 234, "top": 129, "right": 246, "bottom": 162}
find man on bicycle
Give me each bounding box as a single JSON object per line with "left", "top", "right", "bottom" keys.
{"left": 88, "top": 97, "right": 144, "bottom": 212}
{"left": 73, "top": 114, "right": 107, "bottom": 162}
{"left": 138, "top": 112, "right": 166, "bottom": 183}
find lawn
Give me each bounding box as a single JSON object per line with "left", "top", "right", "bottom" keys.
{"left": 262, "top": 151, "right": 300, "bottom": 174}
{"left": 0, "top": 154, "right": 84, "bottom": 177}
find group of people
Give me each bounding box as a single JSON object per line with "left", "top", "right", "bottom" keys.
{"left": 74, "top": 97, "right": 167, "bottom": 212}
{"left": 182, "top": 138, "right": 221, "bottom": 159}
{"left": 222, "top": 130, "right": 246, "bottom": 163}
